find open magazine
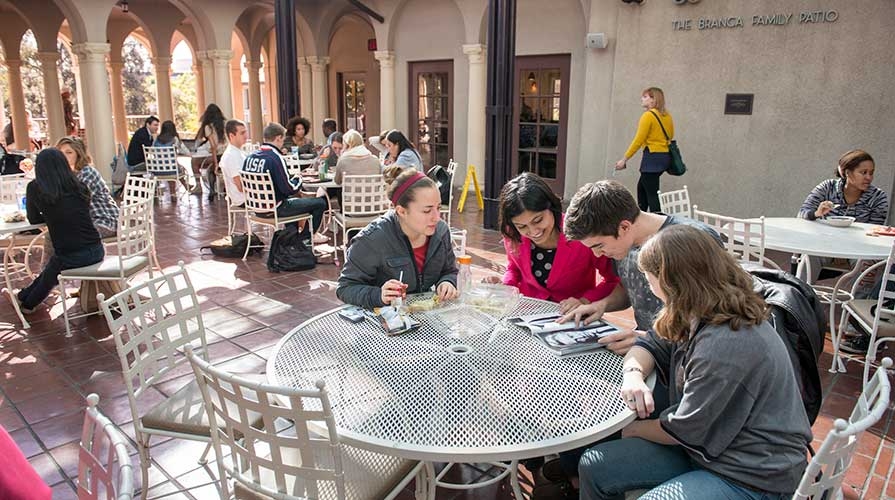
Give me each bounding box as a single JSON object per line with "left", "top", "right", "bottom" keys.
{"left": 509, "top": 312, "right": 621, "bottom": 356}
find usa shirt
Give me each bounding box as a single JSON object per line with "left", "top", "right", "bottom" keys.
{"left": 241, "top": 143, "right": 302, "bottom": 205}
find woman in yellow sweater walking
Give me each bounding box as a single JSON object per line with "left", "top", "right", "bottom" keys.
{"left": 615, "top": 87, "right": 675, "bottom": 212}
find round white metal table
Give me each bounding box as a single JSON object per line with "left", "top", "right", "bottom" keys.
{"left": 267, "top": 297, "right": 639, "bottom": 499}
{"left": 0, "top": 204, "right": 46, "bottom": 328}
{"left": 754, "top": 217, "right": 892, "bottom": 260}
{"left": 753, "top": 217, "right": 893, "bottom": 372}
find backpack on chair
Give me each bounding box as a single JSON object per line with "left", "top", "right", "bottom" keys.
{"left": 427, "top": 164, "right": 451, "bottom": 207}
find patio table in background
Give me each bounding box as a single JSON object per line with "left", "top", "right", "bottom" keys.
{"left": 0, "top": 204, "right": 46, "bottom": 328}
{"left": 268, "top": 296, "right": 645, "bottom": 499}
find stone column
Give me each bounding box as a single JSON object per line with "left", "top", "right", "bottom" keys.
{"left": 152, "top": 56, "right": 174, "bottom": 121}
{"left": 37, "top": 51, "right": 65, "bottom": 143}
{"left": 197, "top": 51, "right": 215, "bottom": 110}
{"left": 297, "top": 57, "right": 312, "bottom": 121}
{"left": 463, "top": 44, "right": 487, "bottom": 189}
{"left": 246, "top": 60, "right": 264, "bottom": 143}
{"left": 107, "top": 61, "right": 128, "bottom": 145}
{"left": 72, "top": 43, "right": 115, "bottom": 178}
{"left": 374, "top": 50, "right": 396, "bottom": 131}
{"left": 265, "top": 59, "right": 279, "bottom": 125}
{"left": 0, "top": 80, "right": 6, "bottom": 133}
{"left": 5, "top": 59, "right": 31, "bottom": 151}
{"left": 207, "top": 49, "right": 234, "bottom": 118}
{"left": 71, "top": 59, "right": 86, "bottom": 128}
{"left": 230, "top": 63, "right": 244, "bottom": 121}
{"left": 193, "top": 63, "right": 206, "bottom": 109}
{"left": 307, "top": 56, "right": 329, "bottom": 143}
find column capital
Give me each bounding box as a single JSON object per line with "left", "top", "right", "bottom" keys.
{"left": 206, "top": 49, "right": 233, "bottom": 65}
{"left": 107, "top": 60, "right": 125, "bottom": 71}
{"left": 306, "top": 56, "right": 330, "bottom": 71}
{"left": 462, "top": 44, "right": 486, "bottom": 64}
{"left": 374, "top": 50, "right": 395, "bottom": 68}
{"left": 245, "top": 60, "right": 263, "bottom": 71}
{"left": 152, "top": 56, "right": 173, "bottom": 67}
{"left": 72, "top": 42, "right": 111, "bottom": 63}
{"left": 36, "top": 51, "right": 61, "bottom": 65}
{"left": 297, "top": 57, "right": 310, "bottom": 70}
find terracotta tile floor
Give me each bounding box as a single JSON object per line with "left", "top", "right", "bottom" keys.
{"left": 1, "top": 193, "right": 893, "bottom": 499}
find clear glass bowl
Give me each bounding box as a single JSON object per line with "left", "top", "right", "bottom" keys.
{"left": 461, "top": 283, "right": 520, "bottom": 318}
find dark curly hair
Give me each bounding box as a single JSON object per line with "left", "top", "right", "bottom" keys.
{"left": 285, "top": 116, "right": 311, "bottom": 140}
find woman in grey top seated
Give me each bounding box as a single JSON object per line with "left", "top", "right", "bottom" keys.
{"left": 383, "top": 129, "right": 423, "bottom": 171}
{"left": 336, "top": 167, "right": 458, "bottom": 309}
{"left": 578, "top": 225, "right": 811, "bottom": 500}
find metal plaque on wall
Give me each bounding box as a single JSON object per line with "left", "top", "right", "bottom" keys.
{"left": 724, "top": 93, "right": 754, "bottom": 115}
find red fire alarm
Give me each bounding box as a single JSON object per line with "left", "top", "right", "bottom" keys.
{"left": 367, "top": 38, "right": 377, "bottom": 51}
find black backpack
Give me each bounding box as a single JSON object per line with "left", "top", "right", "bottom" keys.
{"left": 427, "top": 164, "right": 451, "bottom": 207}
{"left": 743, "top": 263, "right": 825, "bottom": 424}
{"left": 0, "top": 144, "right": 24, "bottom": 175}
{"left": 267, "top": 226, "right": 316, "bottom": 272}
{"left": 201, "top": 233, "right": 264, "bottom": 258}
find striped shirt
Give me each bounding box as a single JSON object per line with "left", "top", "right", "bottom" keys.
{"left": 77, "top": 165, "right": 120, "bottom": 232}
{"left": 798, "top": 179, "right": 889, "bottom": 225}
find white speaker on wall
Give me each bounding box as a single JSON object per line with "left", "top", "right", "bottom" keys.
{"left": 586, "top": 32, "right": 608, "bottom": 49}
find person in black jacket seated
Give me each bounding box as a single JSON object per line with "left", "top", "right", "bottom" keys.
{"left": 17, "top": 149, "right": 104, "bottom": 314}
{"left": 242, "top": 123, "right": 328, "bottom": 244}
{"left": 126, "top": 115, "right": 159, "bottom": 170}
{"left": 337, "top": 167, "right": 459, "bottom": 309}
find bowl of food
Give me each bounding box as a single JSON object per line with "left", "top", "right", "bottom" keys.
{"left": 823, "top": 215, "right": 856, "bottom": 228}
{"left": 299, "top": 153, "right": 316, "bottom": 160}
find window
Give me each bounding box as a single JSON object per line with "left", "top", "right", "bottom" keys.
{"left": 338, "top": 72, "right": 366, "bottom": 136}
{"left": 410, "top": 61, "right": 453, "bottom": 169}
{"left": 512, "top": 55, "right": 570, "bottom": 194}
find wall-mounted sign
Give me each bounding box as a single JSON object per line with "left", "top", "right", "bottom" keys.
{"left": 672, "top": 10, "right": 838, "bottom": 31}
{"left": 724, "top": 94, "right": 754, "bottom": 115}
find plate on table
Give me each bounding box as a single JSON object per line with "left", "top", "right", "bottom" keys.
{"left": 820, "top": 216, "right": 855, "bottom": 228}
{"left": 871, "top": 226, "right": 895, "bottom": 237}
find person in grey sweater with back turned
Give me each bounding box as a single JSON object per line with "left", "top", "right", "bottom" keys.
{"left": 337, "top": 167, "right": 459, "bottom": 309}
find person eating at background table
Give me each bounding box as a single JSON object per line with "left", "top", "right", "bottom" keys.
{"left": 578, "top": 225, "right": 811, "bottom": 500}
{"left": 336, "top": 167, "right": 459, "bottom": 309}
{"left": 486, "top": 172, "right": 619, "bottom": 312}
{"left": 798, "top": 149, "right": 889, "bottom": 354}
{"left": 241, "top": 123, "right": 328, "bottom": 245}
{"left": 383, "top": 130, "right": 424, "bottom": 171}
{"left": 282, "top": 116, "right": 315, "bottom": 155}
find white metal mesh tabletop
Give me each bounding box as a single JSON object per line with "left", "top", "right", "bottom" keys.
{"left": 267, "top": 297, "right": 636, "bottom": 462}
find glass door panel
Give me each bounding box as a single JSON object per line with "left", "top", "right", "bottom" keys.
{"left": 410, "top": 61, "right": 453, "bottom": 169}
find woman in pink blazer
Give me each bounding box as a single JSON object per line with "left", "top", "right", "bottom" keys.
{"left": 498, "top": 173, "right": 619, "bottom": 312}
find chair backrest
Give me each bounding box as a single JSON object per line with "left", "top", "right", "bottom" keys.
{"left": 78, "top": 394, "right": 135, "bottom": 500}
{"left": 658, "top": 185, "right": 691, "bottom": 218}
{"left": 187, "top": 349, "right": 351, "bottom": 500}
{"left": 122, "top": 173, "right": 157, "bottom": 205}
{"left": 143, "top": 145, "right": 178, "bottom": 176}
{"left": 283, "top": 154, "right": 303, "bottom": 178}
{"left": 241, "top": 170, "right": 279, "bottom": 215}
{"left": 97, "top": 263, "right": 208, "bottom": 426}
{"left": 793, "top": 358, "right": 892, "bottom": 499}
{"left": 114, "top": 198, "right": 154, "bottom": 262}
{"left": 340, "top": 174, "right": 390, "bottom": 217}
{"left": 0, "top": 173, "right": 26, "bottom": 204}
{"left": 692, "top": 206, "right": 775, "bottom": 268}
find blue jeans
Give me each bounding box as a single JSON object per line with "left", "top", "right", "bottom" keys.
{"left": 277, "top": 196, "right": 326, "bottom": 233}
{"left": 578, "top": 438, "right": 788, "bottom": 500}
{"left": 18, "top": 244, "right": 105, "bottom": 309}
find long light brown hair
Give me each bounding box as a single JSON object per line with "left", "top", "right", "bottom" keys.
{"left": 643, "top": 87, "right": 667, "bottom": 114}
{"left": 638, "top": 225, "right": 767, "bottom": 342}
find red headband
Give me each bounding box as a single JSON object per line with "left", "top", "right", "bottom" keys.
{"left": 390, "top": 172, "right": 427, "bottom": 206}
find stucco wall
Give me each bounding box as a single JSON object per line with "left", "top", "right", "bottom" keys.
{"left": 591, "top": 0, "right": 895, "bottom": 218}
{"left": 327, "top": 16, "right": 381, "bottom": 138}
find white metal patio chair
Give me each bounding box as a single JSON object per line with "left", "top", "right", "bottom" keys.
{"left": 283, "top": 154, "right": 315, "bottom": 178}
{"left": 792, "top": 357, "right": 892, "bottom": 500}
{"left": 431, "top": 159, "right": 458, "bottom": 227}
{"left": 143, "top": 145, "right": 188, "bottom": 202}
{"left": 59, "top": 198, "right": 154, "bottom": 337}
{"left": 96, "top": 263, "right": 213, "bottom": 500}
{"left": 832, "top": 238, "right": 895, "bottom": 382}
{"left": 78, "top": 393, "right": 135, "bottom": 500}
{"left": 118, "top": 174, "right": 161, "bottom": 271}
{"left": 186, "top": 347, "right": 426, "bottom": 500}
{"left": 226, "top": 195, "right": 248, "bottom": 235}
{"left": 657, "top": 185, "right": 691, "bottom": 217}
{"left": 331, "top": 174, "right": 390, "bottom": 264}
{"left": 0, "top": 173, "right": 47, "bottom": 280}
{"left": 240, "top": 170, "right": 314, "bottom": 260}
{"left": 692, "top": 206, "right": 780, "bottom": 270}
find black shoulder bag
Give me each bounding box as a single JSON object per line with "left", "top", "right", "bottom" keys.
{"left": 649, "top": 110, "right": 686, "bottom": 176}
